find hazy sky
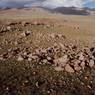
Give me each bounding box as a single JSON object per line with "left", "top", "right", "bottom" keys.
{"left": 0, "top": 0, "right": 95, "bottom": 8}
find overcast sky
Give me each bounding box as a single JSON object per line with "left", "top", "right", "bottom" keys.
{"left": 0, "top": 0, "right": 95, "bottom": 8}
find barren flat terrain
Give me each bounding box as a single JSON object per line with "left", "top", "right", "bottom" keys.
{"left": 0, "top": 8, "right": 95, "bottom": 95}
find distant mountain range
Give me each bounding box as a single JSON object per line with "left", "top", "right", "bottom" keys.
{"left": 0, "top": 6, "right": 95, "bottom": 15}
{"left": 52, "top": 7, "right": 89, "bottom": 15}
{"left": 83, "top": 7, "right": 95, "bottom": 11}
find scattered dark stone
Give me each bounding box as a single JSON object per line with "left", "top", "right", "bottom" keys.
{"left": 90, "top": 47, "right": 95, "bottom": 52}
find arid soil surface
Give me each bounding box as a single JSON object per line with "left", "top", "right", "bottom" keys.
{"left": 0, "top": 8, "right": 95, "bottom": 95}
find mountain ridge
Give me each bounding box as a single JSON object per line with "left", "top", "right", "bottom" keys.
{"left": 0, "top": 6, "right": 95, "bottom": 15}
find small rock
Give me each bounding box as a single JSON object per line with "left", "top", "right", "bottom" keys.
{"left": 0, "top": 27, "right": 7, "bottom": 33}
{"left": 65, "top": 64, "right": 74, "bottom": 73}
{"left": 6, "top": 87, "right": 9, "bottom": 91}
{"left": 80, "top": 61, "right": 85, "bottom": 69}
{"left": 89, "top": 59, "right": 94, "bottom": 68}
{"left": 42, "top": 59, "right": 48, "bottom": 64}
{"left": 47, "top": 56, "right": 52, "bottom": 61}
{"left": 21, "top": 32, "right": 26, "bottom": 37}
{"left": 73, "top": 60, "right": 81, "bottom": 65}
{"left": 87, "top": 85, "right": 92, "bottom": 89}
{"left": 47, "top": 90, "right": 51, "bottom": 94}
{"left": 2, "top": 53, "right": 9, "bottom": 59}
{"left": 54, "top": 55, "right": 68, "bottom": 67}
{"left": 46, "top": 24, "right": 51, "bottom": 28}
{"left": 14, "top": 41, "right": 18, "bottom": 45}
{"left": 35, "top": 82, "right": 39, "bottom": 88}
{"left": 57, "top": 34, "right": 62, "bottom": 38}
{"left": 32, "top": 21, "right": 38, "bottom": 25}
{"left": 74, "top": 66, "right": 81, "bottom": 71}
{"left": 28, "top": 58, "right": 32, "bottom": 61}
{"left": 28, "top": 53, "right": 33, "bottom": 58}
{"left": 84, "top": 76, "right": 88, "bottom": 80}
{"left": 20, "top": 31, "right": 31, "bottom": 37}
{"left": 17, "top": 56, "right": 24, "bottom": 61}
{"left": 7, "top": 26, "right": 11, "bottom": 31}
{"left": 78, "top": 52, "right": 84, "bottom": 61}
{"left": 0, "top": 56, "right": 3, "bottom": 60}
{"left": 25, "top": 30, "right": 31, "bottom": 36}
{"left": 50, "top": 33, "right": 55, "bottom": 39}
{"left": 54, "top": 66, "right": 64, "bottom": 71}
{"left": 21, "top": 21, "right": 28, "bottom": 26}
{"left": 31, "top": 55, "right": 39, "bottom": 60}
{"left": 61, "top": 35, "right": 66, "bottom": 39}
{"left": 59, "top": 43, "right": 65, "bottom": 49}
{"left": 23, "top": 52, "right": 27, "bottom": 56}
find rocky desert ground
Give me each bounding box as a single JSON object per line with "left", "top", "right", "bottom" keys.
{"left": 0, "top": 8, "right": 95, "bottom": 95}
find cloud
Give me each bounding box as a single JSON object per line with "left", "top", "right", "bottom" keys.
{"left": 42, "top": 0, "right": 95, "bottom": 8}
{"left": 0, "top": 0, "right": 31, "bottom": 2}
{"left": 0, "top": 0, "right": 95, "bottom": 8}
{"left": 42, "top": 0, "right": 82, "bottom": 8}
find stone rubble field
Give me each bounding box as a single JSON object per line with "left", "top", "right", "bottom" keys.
{"left": 0, "top": 20, "right": 95, "bottom": 73}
